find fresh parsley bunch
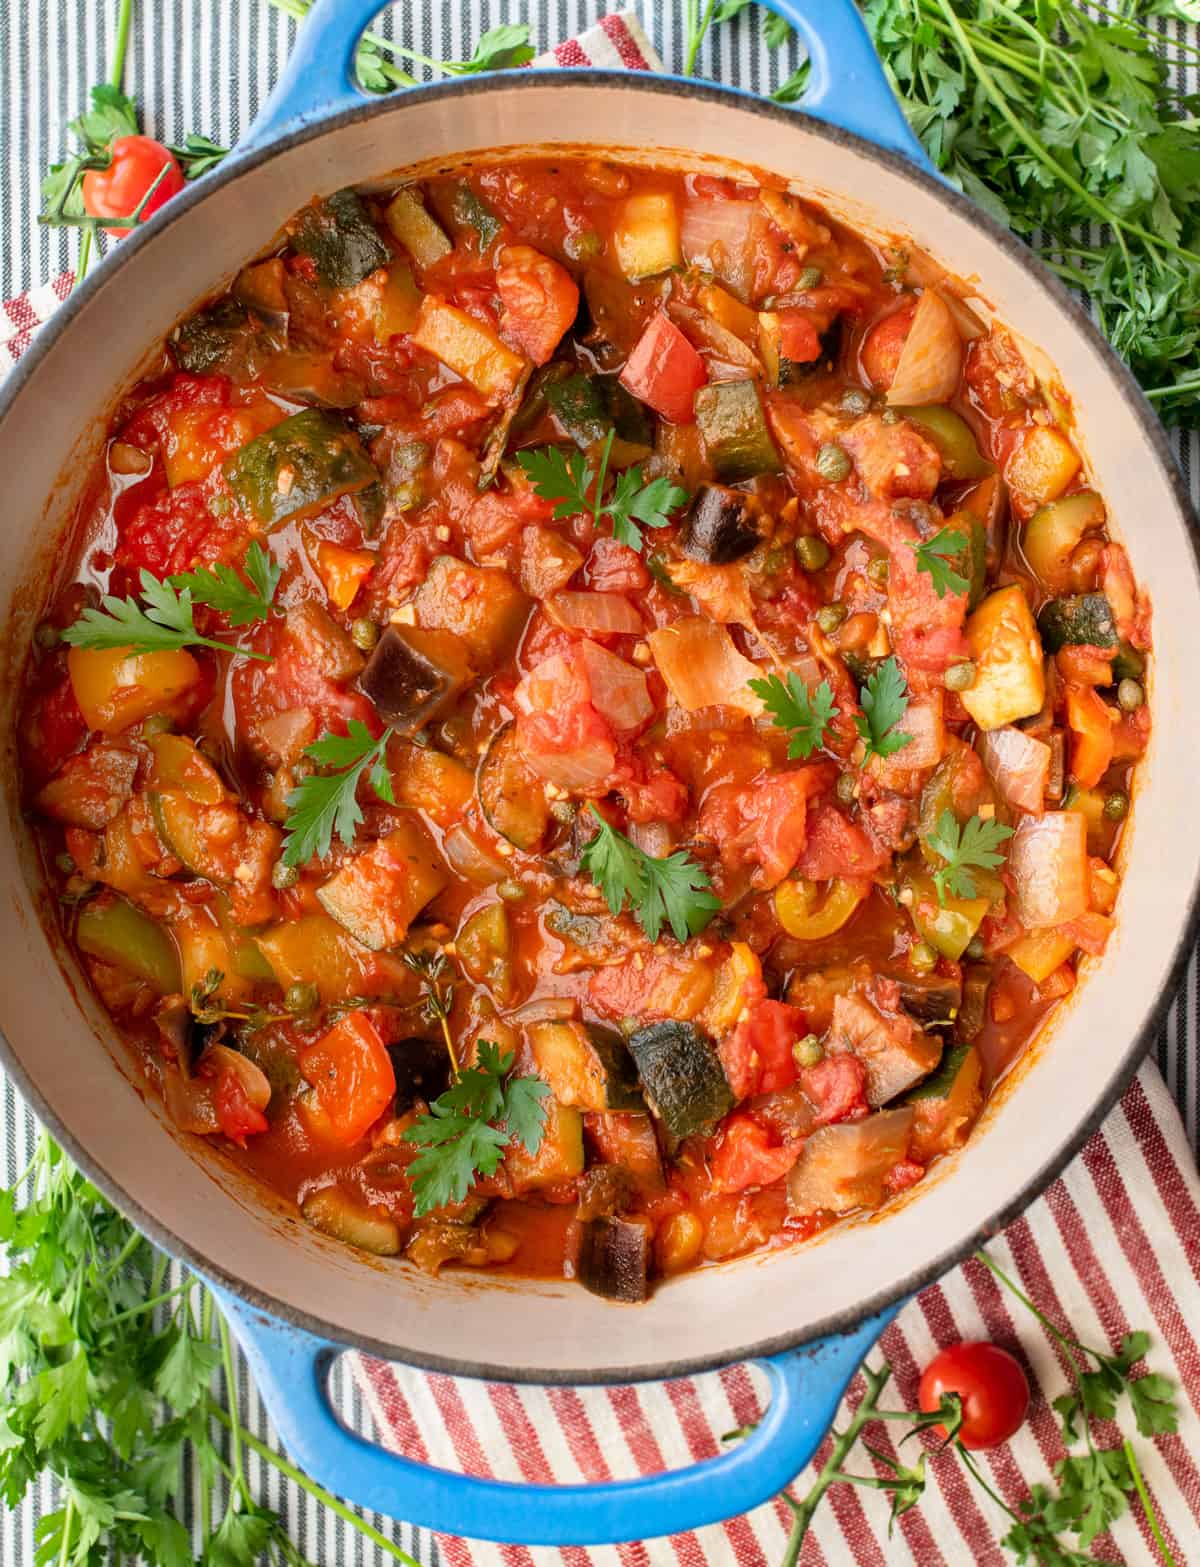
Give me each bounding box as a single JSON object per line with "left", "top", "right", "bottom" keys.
{"left": 581, "top": 804, "right": 722, "bottom": 942}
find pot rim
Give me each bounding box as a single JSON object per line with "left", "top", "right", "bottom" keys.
{"left": 2, "top": 69, "right": 1198, "bottom": 1386}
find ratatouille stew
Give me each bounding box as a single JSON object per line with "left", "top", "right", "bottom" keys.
{"left": 19, "top": 157, "right": 1150, "bottom": 1301}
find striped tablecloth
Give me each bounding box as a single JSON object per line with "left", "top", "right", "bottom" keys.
{"left": 3, "top": 5, "right": 1200, "bottom": 1563}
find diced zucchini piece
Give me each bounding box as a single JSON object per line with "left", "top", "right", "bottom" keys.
{"left": 699, "top": 282, "right": 759, "bottom": 341}
{"left": 545, "top": 374, "right": 610, "bottom": 447}
{"left": 694, "top": 380, "right": 781, "bottom": 481}
{"left": 1005, "top": 426, "right": 1081, "bottom": 506}
{"left": 302, "top": 1187, "right": 402, "bottom": 1255}
{"left": 173, "top": 299, "right": 254, "bottom": 375}
{"left": 255, "top": 913, "right": 412, "bottom": 1003}
{"left": 1036, "top": 594, "right": 1117, "bottom": 652}
{"left": 290, "top": 189, "right": 389, "bottom": 289}
{"left": 681, "top": 484, "right": 761, "bottom": 564}
{"left": 613, "top": 192, "right": 682, "bottom": 280}
{"left": 410, "top": 296, "right": 526, "bottom": 403}
{"left": 1007, "top": 927, "right": 1077, "bottom": 983}
{"left": 316, "top": 820, "right": 447, "bottom": 951}
{"left": 151, "top": 791, "right": 226, "bottom": 881}
{"left": 505, "top": 1100, "right": 585, "bottom": 1192}
{"left": 627, "top": 1020, "right": 734, "bottom": 1146}
{"left": 76, "top": 896, "right": 180, "bottom": 993}
{"left": 358, "top": 625, "right": 473, "bottom": 734}
{"left": 787, "top": 1107, "right": 915, "bottom": 1217}
{"left": 527, "top": 1021, "right": 644, "bottom": 1112}
{"left": 578, "top": 1214, "right": 653, "bottom": 1302}
{"left": 223, "top": 409, "right": 379, "bottom": 530}
{"left": 895, "top": 406, "right": 992, "bottom": 479}
{"left": 149, "top": 733, "right": 225, "bottom": 803}
{"left": 455, "top": 902, "right": 518, "bottom": 1007}
{"left": 235, "top": 258, "right": 289, "bottom": 329}
{"left": 1022, "top": 491, "right": 1105, "bottom": 593}
{"left": 476, "top": 722, "right": 551, "bottom": 851}
{"left": 907, "top": 1044, "right": 983, "bottom": 1163}
{"left": 1112, "top": 641, "right": 1144, "bottom": 682}
{"left": 412, "top": 556, "right": 530, "bottom": 665}
{"left": 959, "top": 584, "right": 1045, "bottom": 731}
{"left": 385, "top": 187, "right": 453, "bottom": 268}
{"left": 373, "top": 258, "right": 423, "bottom": 341}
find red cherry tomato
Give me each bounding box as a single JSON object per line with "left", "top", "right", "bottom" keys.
{"left": 82, "top": 135, "right": 185, "bottom": 238}
{"left": 918, "top": 1341, "right": 1031, "bottom": 1450}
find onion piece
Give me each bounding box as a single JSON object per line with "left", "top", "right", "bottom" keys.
{"left": 510, "top": 996, "right": 581, "bottom": 1024}
{"left": 886, "top": 289, "right": 963, "bottom": 407}
{"left": 577, "top": 640, "right": 652, "bottom": 731}
{"left": 203, "top": 1043, "right": 272, "bottom": 1111}
{"left": 443, "top": 824, "right": 508, "bottom": 884}
{"left": 978, "top": 727, "right": 1051, "bottom": 816}
{"left": 668, "top": 302, "right": 764, "bottom": 377}
{"left": 162, "top": 1067, "right": 220, "bottom": 1136}
{"left": 647, "top": 617, "right": 765, "bottom": 716}
{"left": 680, "top": 198, "right": 756, "bottom": 301}
{"left": 872, "top": 692, "right": 944, "bottom": 783}
{"left": 1007, "top": 811, "right": 1088, "bottom": 929}
{"left": 547, "top": 591, "right": 644, "bottom": 636}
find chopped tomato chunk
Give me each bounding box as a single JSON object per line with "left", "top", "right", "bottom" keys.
{"left": 619, "top": 312, "right": 708, "bottom": 424}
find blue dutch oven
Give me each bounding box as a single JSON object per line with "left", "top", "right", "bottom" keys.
{"left": 2, "top": 0, "right": 1198, "bottom": 1548}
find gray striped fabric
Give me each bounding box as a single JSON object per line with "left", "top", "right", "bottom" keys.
{"left": 1, "top": 3, "right": 1197, "bottom": 1563}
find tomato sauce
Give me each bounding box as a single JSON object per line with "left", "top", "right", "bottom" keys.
{"left": 18, "top": 155, "right": 1149, "bottom": 1301}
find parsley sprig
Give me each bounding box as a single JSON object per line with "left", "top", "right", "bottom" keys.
{"left": 62, "top": 567, "right": 273, "bottom": 661}
{"left": 281, "top": 721, "right": 395, "bottom": 868}
{"left": 402, "top": 1041, "right": 550, "bottom": 1215}
{"left": 517, "top": 432, "right": 689, "bottom": 553}
{"left": 581, "top": 803, "right": 721, "bottom": 943}
{"left": 749, "top": 671, "right": 840, "bottom": 759}
{"left": 0, "top": 1134, "right": 420, "bottom": 1567}
{"left": 168, "top": 540, "right": 281, "bottom": 627}
{"left": 912, "top": 526, "right": 970, "bottom": 599}
{"left": 854, "top": 656, "right": 913, "bottom": 766}
{"left": 925, "top": 808, "right": 1014, "bottom": 903}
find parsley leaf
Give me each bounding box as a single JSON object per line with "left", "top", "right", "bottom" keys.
{"left": 749, "top": 671, "right": 840, "bottom": 759}
{"left": 69, "top": 83, "right": 139, "bottom": 151}
{"left": 911, "top": 526, "right": 970, "bottom": 599}
{"left": 402, "top": 1041, "right": 550, "bottom": 1215}
{"left": 580, "top": 804, "right": 721, "bottom": 943}
{"left": 61, "top": 568, "right": 272, "bottom": 660}
{"left": 168, "top": 541, "right": 281, "bottom": 627}
{"left": 166, "top": 133, "right": 228, "bottom": 180}
{"left": 281, "top": 720, "right": 395, "bottom": 867}
{"left": 924, "top": 809, "right": 1014, "bottom": 903}
{"left": 853, "top": 656, "right": 913, "bottom": 766}
{"left": 454, "top": 23, "right": 537, "bottom": 74}
{"left": 517, "top": 432, "right": 688, "bottom": 553}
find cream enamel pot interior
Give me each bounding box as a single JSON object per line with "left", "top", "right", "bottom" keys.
{"left": 2, "top": 0, "right": 1199, "bottom": 1544}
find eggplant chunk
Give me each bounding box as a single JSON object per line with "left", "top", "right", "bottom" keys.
{"left": 578, "top": 1214, "right": 653, "bottom": 1302}
{"left": 387, "top": 1036, "right": 452, "bottom": 1113}
{"left": 787, "top": 1107, "right": 915, "bottom": 1217}
{"left": 894, "top": 971, "right": 963, "bottom": 1025}
{"left": 358, "top": 625, "right": 473, "bottom": 734}
{"left": 680, "top": 484, "right": 761, "bottom": 565}
{"left": 828, "top": 991, "right": 943, "bottom": 1105}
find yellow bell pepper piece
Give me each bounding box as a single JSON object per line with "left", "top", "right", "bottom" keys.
{"left": 775, "top": 878, "right": 868, "bottom": 941}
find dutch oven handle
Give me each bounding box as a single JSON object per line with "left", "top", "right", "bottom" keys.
{"left": 236, "top": 0, "right": 932, "bottom": 173}
{"left": 212, "top": 1281, "right": 900, "bottom": 1544}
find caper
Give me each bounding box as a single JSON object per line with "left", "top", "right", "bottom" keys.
{"left": 867, "top": 555, "right": 890, "bottom": 587}
{"left": 910, "top": 940, "right": 938, "bottom": 975}
{"left": 840, "top": 388, "right": 871, "bottom": 417}
{"left": 965, "top": 935, "right": 986, "bottom": 961}
{"left": 1103, "top": 790, "right": 1129, "bottom": 822}
{"left": 271, "top": 860, "right": 300, "bottom": 890}
{"left": 792, "top": 1033, "right": 825, "bottom": 1069}
{"left": 815, "top": 442, "right": 852, "bottom": 484}
{"left": 881, "top": 407, "right": 900, "bottom": 425}
{"left": 34, "top": 621, "right": 61, "bottom": 650}
{"left": 836, "top": 771, "right": 857, "bottom": 805}
{"left": 796, "top": 266, "right": 823, "bottom": 290}
{"left": 141, "top": 712, "right": 175, "bottom": 738}
{"left": 795, "top": 534, "right": 831, "bottom": 572}
{"left": 351, "top": 617, "right": 380, "bottom": 652}
{"left": 549, "top": 799, "right": 577, "bottom": 825}
{"left": 54, "top": 852, "right": 76, "bottom": 876}
{"left": 944, "top": 660, "right": 977, "bottom": 692}
{"left": 816, "top": 603, "right": 848, "bottom": 635}
{"left": 497, "top": 878, "right": 526, "bottom": 902}
{"left": 284, "top": 981, "right": 319, "bottom": 1015}
{"left": 1117, "top": 678, "right": 1144, "bottom": 712}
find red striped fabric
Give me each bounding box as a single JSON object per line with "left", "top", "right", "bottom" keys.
{"left": 4, "top": 17, "right": 1195, "bottom": 1561}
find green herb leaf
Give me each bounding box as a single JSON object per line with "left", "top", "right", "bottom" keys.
{"left": 168, "top": 541, "right": 281, "bottom": 627}
{"left": 402, "top": 1041, "right": 550, "bottom": 1214}
{"left": 70, "top": 83, "right": 139, "bottom": 153}
{"left": 61, "top": 568, "right": 272, "bottom": 660}
{"left": 515, "top": 445, "right": 595, "bottom": 522}
{"left": 454, "top": 23, "right": 537, "bottom": 74}
{"left": 925, "top": 808, "right": 1014, "bottom": 903}
{"left": 911, "top": 525, "right": 970, "bottom": 599}
{"left": 750, "top": 670, "right": 840, "bottom": 759}
{"left": 167, "top": 133, "right": 228, "bottom": 180}
{"left": 281, "top": 720, "right": 395, "bottom": 867}
{"left": 581, "top": 804, "right": 721, "bottom": 943}
{"left": 518, "top": 438, "right": 688, "bottom": 553}
{"left": 608, "top": 467, "right": 690, "bottom": 552}
{"left": 853, "top": 655, "right": 913, "bottom": 765}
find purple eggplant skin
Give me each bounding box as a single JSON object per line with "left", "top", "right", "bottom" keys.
{"left": 357, "top": 624, "right": 472, "bottom": 734}
{"left": 577, "top": 1214, "right": 653, "bottom": 1303}
{"left": 680, "top": 484, "right": 761, "bottom": 565}
{"left": 387, "top": 1036, "right": 452, "bottom": 1114}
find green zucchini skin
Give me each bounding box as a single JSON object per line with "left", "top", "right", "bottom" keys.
{"left": 1036, "top": 593, "right": 1118, "bottom": 651}
{"left": 694, "top": 380, "right": 782, "bottom": 482}
{"left": 222, "top": 409, "right": 379, "bottom": 530}
{"left": 290, "top": 189, "right": 390, "bottom": 288}
{"left": 476, "top": 723, "right": 551, "bottom": 851}
{"left": 627, "top": 1020, "right": 735, "bottom": 1145}
{"left": 545, "top": 374, "right": 610, "bottom": 447}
